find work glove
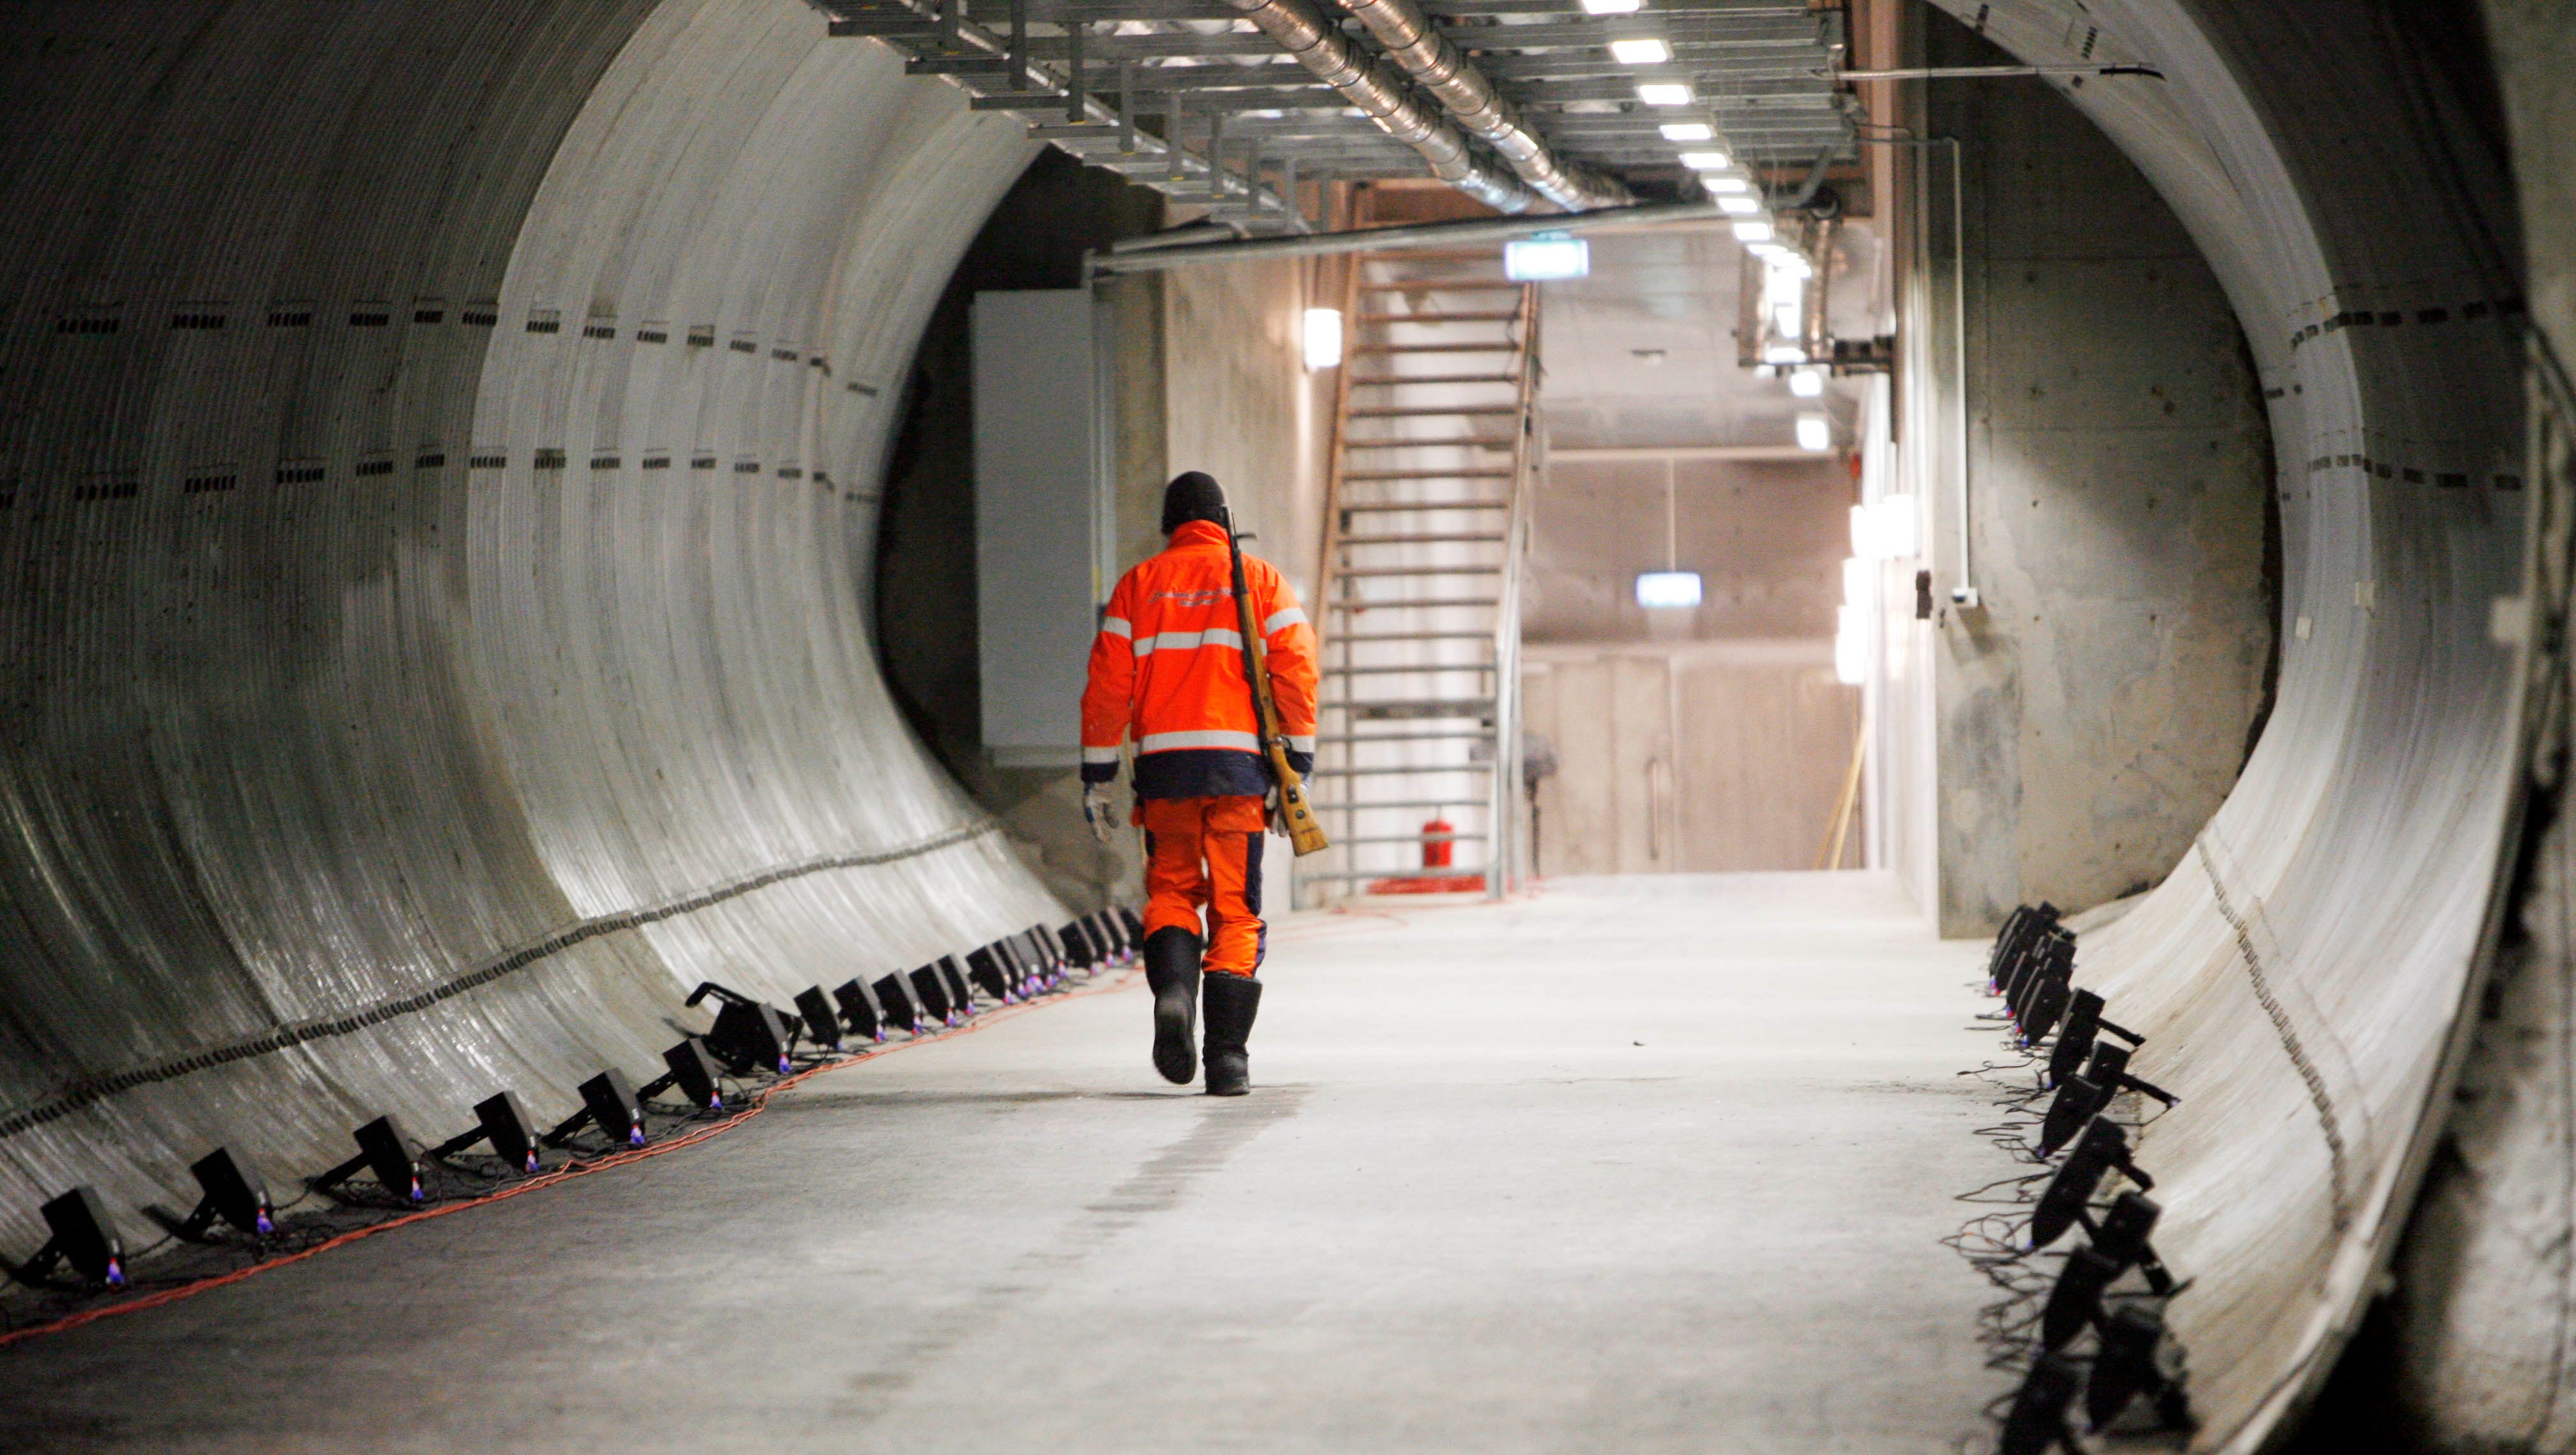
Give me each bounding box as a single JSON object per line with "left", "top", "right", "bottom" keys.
{"left": 1265, "top": 786, "right": 1289, "bottom": 839}
{"left": 1083, "top": 782, "right": 1117, "bottom": 846}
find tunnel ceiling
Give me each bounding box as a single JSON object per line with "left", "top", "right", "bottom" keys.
{"left": 821, "top": 0, "right": 1855, "bottom": 220}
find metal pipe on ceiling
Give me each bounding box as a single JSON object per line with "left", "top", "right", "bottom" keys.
{"left": 1331, "top": 0, "right": 1633, "bottom": 211}
{"left": 1088, "top": 196, "right": 1723, "bottom": 273}
{"left": 1220, "top": 0, "right": 1535, "bottom": 213}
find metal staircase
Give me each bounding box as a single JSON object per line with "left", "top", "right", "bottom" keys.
{"left": 1298, "top": 251, "right": 1537, "bottom": 905}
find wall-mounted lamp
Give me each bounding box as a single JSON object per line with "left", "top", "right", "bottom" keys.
{"left": 1505, "top": 235, "right": 1589, "bottom": 281}
{"left": 1634, "top": 571, "right": 1702, "bottom": 609}
{"left": 1301, "top": 307, "right": 1343, "bottom": 370}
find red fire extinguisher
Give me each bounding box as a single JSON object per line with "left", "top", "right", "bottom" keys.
{"left": 1421, "top": 813, "right": 1454, "bottom": 869}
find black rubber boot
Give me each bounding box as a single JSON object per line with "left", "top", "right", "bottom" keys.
{"left": 1201, "top": 973, "right": 1262, "bottom": 1097}
{"left": 1143, "top": 927, "right": 1202, "bottom": 1085}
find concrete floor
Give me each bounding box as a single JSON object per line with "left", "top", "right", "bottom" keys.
{"left": 0, "top": 873, "right": 2002, "bottom": 1454}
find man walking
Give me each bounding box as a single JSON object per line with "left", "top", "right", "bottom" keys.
{"left": 1080, "top": 472, "right": 1318, "bottom": 1095}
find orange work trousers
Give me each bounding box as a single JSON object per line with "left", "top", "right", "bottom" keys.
{"left": 1140, "top": 794, "right": 1267, "bottom": 978}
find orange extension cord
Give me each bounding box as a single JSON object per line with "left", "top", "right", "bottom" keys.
{"left": 0, "top": 967, "right": 1139, "bottom": 1351}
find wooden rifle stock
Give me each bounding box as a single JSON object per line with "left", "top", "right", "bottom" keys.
{"left": 1220, "top": 509, "right": 1329, "bottom": 856}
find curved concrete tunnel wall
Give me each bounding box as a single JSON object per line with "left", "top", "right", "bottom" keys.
{"left": 0, "top": 0, "right": 1059, "bottom": 1252}
{"left": 0, "top": 0, "right": 2554, "bottom": 1448}
{"left": 1926, "top": 1, "right": 2528, "bottom": 1447}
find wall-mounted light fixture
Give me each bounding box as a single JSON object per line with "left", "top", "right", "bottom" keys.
{"left": 1634, "top": 571, "right": 1702, "bottom": 609}
{"left": 1301, "top": 307, "right": 1343, "bottom": 370}
{"left": 1795, "top": 413, "right": 1831, "bottom": 452}
{"left": 1504, "top": 234, "right": 1589, "bottom": 281}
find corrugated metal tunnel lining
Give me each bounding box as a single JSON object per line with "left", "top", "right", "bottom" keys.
{"left": 0, "top": 0, "right": 2557, "bottom": 1449}
{"left": 0, "top": 0, "right": 1059, "bottom": 1250}
{"left": 1925, "top": 0, "right": 2529, "bottom": 1448}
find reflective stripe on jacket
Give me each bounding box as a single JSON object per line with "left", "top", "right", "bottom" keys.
{"left": 1080, "top": 520, "right": 1319, "bottom": 800}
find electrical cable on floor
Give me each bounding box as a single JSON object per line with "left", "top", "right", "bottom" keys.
{"left": 0, "top": 965, "right": 1140, "bottom": 1350}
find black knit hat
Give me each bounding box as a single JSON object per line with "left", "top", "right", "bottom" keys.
{"left": 1161, "top": 471, "right": 1227, "bottom": 534}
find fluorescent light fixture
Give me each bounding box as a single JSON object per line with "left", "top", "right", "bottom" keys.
{"left": 1702, "top": 175, "right": 1752, "bottom": 193}
{"left": 1636, "top": 82, "right": 1694, "bottom": 105}
{"left": 1658, "top": 122, "right": 1715, "bottom": 141}
{"left": 1732, "top": 220, "right": 1774, "bottom": 242}
{"left": 1636, "top": 571, "right": 1704, "bottom": 610}
{"left": 1505, "top": 235, "right": 1590, "bottom": 282}
{"left": 1796, "top": 412, "right": 1831, "bottom": 451}
{"left": 1301, "top": 307, "right": 1343, "bottom": 370}
{"left": 1834, "top": 604, "right": 1866, "bottom": 685}
{"left": 1609, "top": 37, "right": 1671, "bottom": 64}
{"left": 1717, "top": 195, "right": 1760, "bottom": 215}
{"left": 1677, "top": 150, "right": 1731, "bottom": 170}
{"left": 1579, "top": 0, "right": 1641, "bottom": 12}
{"left": 1789, "top": 367, "right": 1825, "bottom": 397}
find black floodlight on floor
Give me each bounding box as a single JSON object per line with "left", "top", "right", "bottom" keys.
{"left": 833, "top": 979, "right": 886, "bottom": 1043}
{"left": 967, "top": 945, "right": 1011, "bottom": 1003}
{"left": 2086, "top": 1303, "right": 2195, "bottom": 1433}
{"left": 686, "top": 981, "right": 794, "bottom": 1073}
{"left": 1033, "top": 924, "right": 1065, "bottom": 971}
{"left": 2040, "top": 1245, "right": 2124, "bottom": 1352}
{"left": 1059, "top": 919, "right": 1097, "bottom": 969}
{"left": 2010, "top": 930, "right": 2077, "bottom": 1038}
{"left": 2029, "top": 1116, "right": 2154, "bottom": 1251}
{"left": 9, "top": 1186, "right": 126, "bottom": 1288}
{"left": 1997, "top": 1350, "right": 2084, "bottom": 1455}
{"left": 1079, "top": 910, "right": 1115, "bottom": 962}
{"left": 1986, "top": 901, "right": 2060, "bottom": 993}
{"left": 164, "top": 1146, "right": 275, "bottom": 1240}
{"left": 1118, "top": 905, "right": 1145, "bottom": 944}
{"left": 428, "top": 1092, "right": 546, "bottom": 1174}
{"left": 545, "top": 1069, "right": 647, "bottom": 1150}
{"left": 2047, "top": 989, "right": 2144, "bottom": 1088}
{"left": 794, "top": 986, "right": 844, "bottom": 1053}
{"left": 1996, "top": 915, "right": 2060, "bottom": 1009}
{"left": 1000, "top": 936, "right": 1036, "bottom": 993}
{"left": 874, "top": 972, "right": 921, "bottom": 1034}
{"left": 909, "top": 963, "right": 956, "bottom": 1025}
{"left": 2038, "top": 1042, "right": 2181, "bottom": 1156}
{"left": 312, "top": 1115, "right": 423, "bottom": 1204}
{"left": 2035, "top": 1192, "right": 2180, "bottom": 1350}
{"left": 939, "top": 955, "right": 977, "bottom": 1015}
{"left": 1091, "top": 909, "right": 1131, "bottom": 963}
{"left": 637, "top": 1037, "right": 726, "bottom": 1113}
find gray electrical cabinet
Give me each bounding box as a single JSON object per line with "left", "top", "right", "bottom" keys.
{"left": 972, "top": 289, "right": 1099, "bottom": 767}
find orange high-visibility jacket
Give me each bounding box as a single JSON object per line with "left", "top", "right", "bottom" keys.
{"left": 1081, "top": 520, "right": 1319, "bottom": 801}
